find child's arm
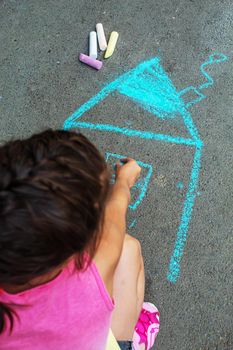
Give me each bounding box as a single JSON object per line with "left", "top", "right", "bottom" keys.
{"left": 93, "top": 158, "right": 141, "bottom": 296}
{"left": 104, "top": 176, "right": 130, "bottom": 236}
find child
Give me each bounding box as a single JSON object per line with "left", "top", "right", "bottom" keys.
{"left": 0, "top": 129, "right": 159, "bottom": 350}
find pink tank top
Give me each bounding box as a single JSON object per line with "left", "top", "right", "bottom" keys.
{"left": 0, "top": 258, "right": 114, "bottom": 349}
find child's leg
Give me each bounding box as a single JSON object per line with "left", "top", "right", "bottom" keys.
{"left": 111, "top": 234, "right": 145, "bottom": 341}
{"left": 136, "top": 253, "right": 145, "bottom": 317}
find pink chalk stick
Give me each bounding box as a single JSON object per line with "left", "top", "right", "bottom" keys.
{"left": 79, "top": 53, "right": 103, "bottom": 70}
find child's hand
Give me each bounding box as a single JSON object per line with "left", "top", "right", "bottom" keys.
{"left": 115, "top": 158, "right": 141, "bottom": 189}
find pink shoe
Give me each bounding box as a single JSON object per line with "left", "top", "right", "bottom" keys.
{"left": 133, "top": 302, "right": 160, "bottom": 350}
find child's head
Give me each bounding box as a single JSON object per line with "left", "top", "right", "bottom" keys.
{"left": 0, "top": 129, "right": 110, "bottom": 332}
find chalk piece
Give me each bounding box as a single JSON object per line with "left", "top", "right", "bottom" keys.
{"left": 79, "top": 53, "right": 103, "bottom": 70}
{"left": 105, "top": 31, "right": 119, "bottom": 59}
{"left": 96, "top": 23, "right": 107, "bottom": 51}
{"left": 89, "top": 31, "right": 97, "bottom": 59}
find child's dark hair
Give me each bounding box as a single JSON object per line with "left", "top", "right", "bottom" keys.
{"left": 0, "top": 129, "right": 110, "bottom": 334}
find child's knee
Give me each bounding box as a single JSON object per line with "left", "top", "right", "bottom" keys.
{"left": 123, "top": 234, "right": 143, "bottom": 262}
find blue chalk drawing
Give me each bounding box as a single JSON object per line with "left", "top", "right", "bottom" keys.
{"left": 176, "top": 181, "right": 184, "bottom": 190}
{"left": 179, "top": 53, "right": 227, "bottom": 108}
{"left": 63, "top": 52, "right": 228, "bottom": 283}
{"left": 105, "top": 152, "right": 153, "bottom": 210}
{"left": 167, "top": 145, "right": 202, "bottom": 282}
{"left": 129, "top": 219, "right": 137, "bottom": 229}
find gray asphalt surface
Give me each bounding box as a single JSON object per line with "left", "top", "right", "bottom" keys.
{"left": 0, "top": 1, "right": 233, "bottom": 349}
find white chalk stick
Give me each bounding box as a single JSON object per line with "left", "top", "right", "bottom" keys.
{"left": 89, "top": 31, "right": 97, "bottom": 59}
{"left": 96, "top": 23, "right": 107, "bottom": 51}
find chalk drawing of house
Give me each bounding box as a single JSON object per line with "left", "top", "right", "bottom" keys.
{"left": 63, "top": 53, "right": 227, "bottom": 283}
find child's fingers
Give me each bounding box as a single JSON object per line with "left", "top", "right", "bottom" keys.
{"left": 115, "top": 163, "right": 121, "bottom": 173}
{"left": 120, "top": 157, "right": 132, "bottom": 163}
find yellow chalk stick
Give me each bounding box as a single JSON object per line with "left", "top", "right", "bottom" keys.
{"left": 104, "top": 31, "right": 119, "bottom": 59}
